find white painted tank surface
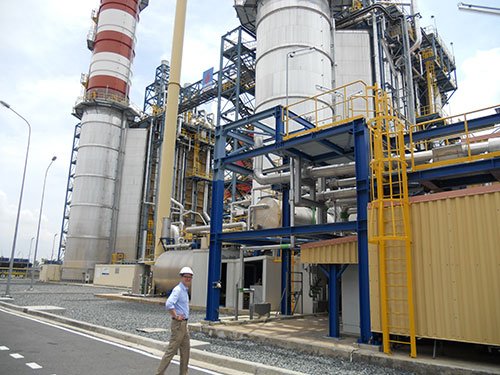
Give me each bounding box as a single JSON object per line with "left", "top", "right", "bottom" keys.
{"left": 252, "top": 197, "right": 314, "bottom": 229}
{"left": 153, "top": 250, "right": 194, "bottom": 292}
{"left": 255, "top": 0, "right": 333, "bottom": 128}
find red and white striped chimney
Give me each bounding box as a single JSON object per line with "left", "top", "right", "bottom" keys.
{"left": 87, "top": 0, "right": 140, "bottom": 99}
{"left": 62, "top": 0, "right": 148, "bottom": 281}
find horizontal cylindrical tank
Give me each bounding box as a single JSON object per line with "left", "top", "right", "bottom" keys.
{"left": 252, "top": 197, "right": 314, "bottom": 229}
{"left": 153, "top": 250, "right": 193, "bottom": 292}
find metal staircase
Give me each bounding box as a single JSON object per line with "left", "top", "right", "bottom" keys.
{"left": 57, "top": 123, "right": 81, "bottom": 261}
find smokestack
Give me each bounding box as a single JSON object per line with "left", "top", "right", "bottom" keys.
{"left": 62, "top": 0, "right": 148, "bottom": 281}
{"left": 87, "top": 0, "right": 140, "bottom": 99}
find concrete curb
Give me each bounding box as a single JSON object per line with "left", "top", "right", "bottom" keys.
{"left": 191, "top": 322, "right": 499, "bottom": 375}
{"left": 0, "top": 301, "right": 305, "bottom": 375}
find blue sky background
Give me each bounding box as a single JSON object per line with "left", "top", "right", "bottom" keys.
{"left": 0, "top": 0, "right": 499, "bottom": 261}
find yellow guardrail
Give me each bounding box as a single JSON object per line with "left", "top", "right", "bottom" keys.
{"left": 282, "top": 80, "right": 499, "bottom": 174}
{"left": 0, "top": 267, "right": 30, "bottom": 278}
{"left": 283, "top": 80, "right": 374, "bottom": 140}
{"left": 409, "top": 104, "right": 500, "bottom": 172}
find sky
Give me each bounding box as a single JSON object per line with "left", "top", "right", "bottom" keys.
{"left": 0, "top": 0, "right": 499, "bottom": 262}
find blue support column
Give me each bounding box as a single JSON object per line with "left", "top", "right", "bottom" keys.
{"left": 206, "top": 57, "right": 227, "bottom": 320}
{"left": 281, "top": 188, "right": 291, "bottom": 315}
{"left": 354, "top": 120, "right": 372, "bottom": 343}
{"left": 206, "top": 179, "right": 224, "bottom": 321}
{"left": 328, "top": 265, "right": 340, "bottom": 338}
{"left": 275, "top": 106, "right": 284, "bottom": 143}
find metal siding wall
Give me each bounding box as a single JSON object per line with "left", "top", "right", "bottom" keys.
{"left": 334, "top": 30, "right": 373, "bottom": 118}
{"left": 370, "top": 186, "right": 500, "bottom": 345}
{"left": 301, "top": 237, "right": 358, "bottom": 264}
{"left": 114, "top": 128, "right": 147, "bottom": 259}
{"left": 302, "top": 186, "right": 500, "bottom": 345}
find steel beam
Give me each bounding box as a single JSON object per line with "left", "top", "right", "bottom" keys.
{"left": 408, "top": 158, "right": 500, "bottom": 182}
{"left": 281, "top": 188, "right": 291, "bottom": 315}
{"left": 406, "top": 112, "right": 500, "bottom": 143}
{"left": 222, "top": 119, "right": 360, "bottom": 164}
{"left": 354, "top": 120, "right": 372, "bottom": 344}
{"left": 328, "top": 264, "right": 340, "bottom": 338}
{"left": 218, "top": 221, "right": 357, "bottom": 242}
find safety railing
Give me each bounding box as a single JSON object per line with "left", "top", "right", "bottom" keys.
{"left": 77, "top": 88, "right": 130, "bottom": 107}
{"left": 408, "top": 104, "right": 500, "bottom": 172}
{"left": 282, "top": 80, "right": 373, "bottom": 140}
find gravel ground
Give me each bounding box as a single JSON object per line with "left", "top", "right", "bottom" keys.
{"left": 2, "top": 281, "right": 414, "bottom": 375}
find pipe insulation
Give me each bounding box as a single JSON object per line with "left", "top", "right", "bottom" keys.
{"left": 154, "top": 0, "right": 188, "bottom": 260}
{"left": 185, "top": 222, "right": 246, "bottom": 234}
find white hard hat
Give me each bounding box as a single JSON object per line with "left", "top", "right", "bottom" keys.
{"left": 179, "top": 266, "right": 194, "bottom": 275}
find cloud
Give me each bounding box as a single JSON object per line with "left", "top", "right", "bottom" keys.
{"left": 449, "top": 49, "right": 500, "bottom": 115}
{"left": 0, "top": 189, "right": 48, "bottom": 260}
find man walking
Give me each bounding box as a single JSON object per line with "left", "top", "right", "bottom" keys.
{"left": 156, "top": 266, "right": 193, "bottom": 375}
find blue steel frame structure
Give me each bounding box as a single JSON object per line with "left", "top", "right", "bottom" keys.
{"left": 407, "top": 112, "right": 500, "bottom": 190}
{"left": 205, "top": 106, "right": 373, "bottom": 344}
{"left": 205, "top": 100, "right": 500, "bottom": 345}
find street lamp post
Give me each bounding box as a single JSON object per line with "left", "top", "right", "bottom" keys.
{"left": 27, "top": 236, "right": 35, "bottom": 277}
{"left": 51, "top": 233, "right": 59, "bottom": 261}
{"left": 1, "top": 100, "right": 31, "bottom": 298}
{"left": 29, "top": 156, "right": 57, "bottom": 290}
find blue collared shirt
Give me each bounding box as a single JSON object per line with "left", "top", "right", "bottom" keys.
{"left": 165, "top": 282, "right": 190, "bottom": 319}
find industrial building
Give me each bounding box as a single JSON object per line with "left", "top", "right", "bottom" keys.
{"left": 49, "top": 0, "right": 499, "bottom": 360}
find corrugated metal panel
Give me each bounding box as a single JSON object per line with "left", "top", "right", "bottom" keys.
{"left": 301, "top": 236, "right": 358, "bottom": 264}
{"left": 115, "top": 129, "right": 148, "bottom": 259}
{"left": 370, "top": 184, "right": 500, "bottom": 346}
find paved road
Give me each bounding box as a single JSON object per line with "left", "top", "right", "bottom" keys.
{"left": 0, "top": 308, "right": 219, "bottom": 375}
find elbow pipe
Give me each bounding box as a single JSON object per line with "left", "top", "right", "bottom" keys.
{"left": 409, "top": 0, "right": 422, "bottom": 54}
{"left": 253, "top": 137, "right": 291, "bottom": 184}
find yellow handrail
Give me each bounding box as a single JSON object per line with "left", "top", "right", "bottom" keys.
{"left": 368, "top": 84, "right": 417, "bottom": 358}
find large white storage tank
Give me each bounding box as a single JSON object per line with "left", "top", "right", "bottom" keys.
{"left": 255, "top": 0, "right": 333, "bottom": 119}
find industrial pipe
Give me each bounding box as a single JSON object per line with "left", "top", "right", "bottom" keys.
{"left": 181, "top": 210, "right": 207, "bottom": 225}
{"left": 253, "top": 137, "right": 291, "bottom": 185}
{"left": 310, "top": 187, "right": 358, "bottom": 201}
{"left": 155, "top": 0, "right": 188, "bottom": 260}
{"left": 409, "top": 0, "right": 422, "bottom": 54}
{"left": 185, "top": 221, "right": 246, "bottom": 234}
{"left": 327, "top": 177, "right": 357, "bottom": 189}
{"left": 241, "top": 244, "right": 291, "bottom": 251}
{"left": 289, "top": 158, "right": 297, "bottom": 249}
{"left": 202, "top": 147, "right": 211, "bottom": 223}
{"left": 306, "top": 162, "right": 356, "bottom": 179}
{"left": 162, "top": 242, "right": 193, "bottom": 250}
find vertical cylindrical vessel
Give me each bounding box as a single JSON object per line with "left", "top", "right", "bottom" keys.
{"left": 252, "top": 0, "right": 333, "bottom": 205}
{"left": 62, "top": 0, "right": 142, "bottom": 280}
{"left": 255, "top": 0, "right": 333, "bottom": 116}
